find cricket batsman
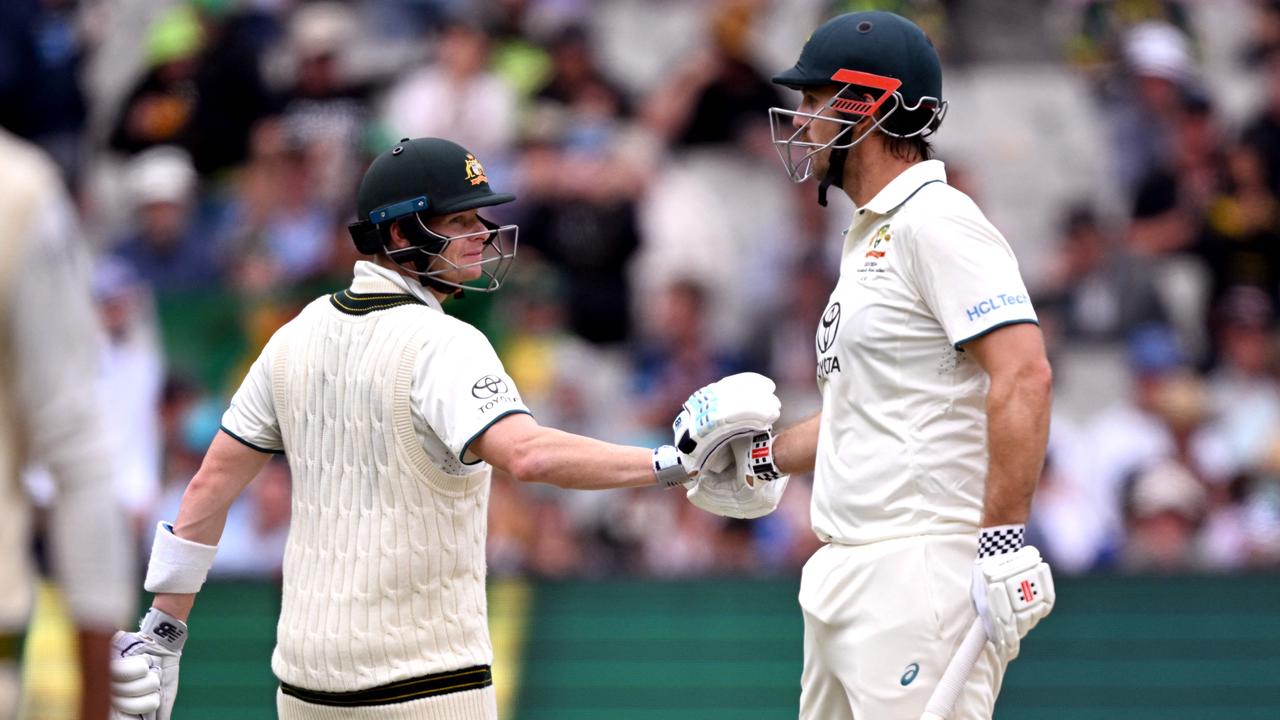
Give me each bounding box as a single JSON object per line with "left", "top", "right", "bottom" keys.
{"left": 682, "top": 11, "right": 1057, "bottom": 718}
{"left": 106, "top": 137, "right": 781, "bottom": 720}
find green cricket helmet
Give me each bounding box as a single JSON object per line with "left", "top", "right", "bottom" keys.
{"left": 769, "top": 11, "right": 947, "bottom": 187}
{"left": 347, "top": 137, "right": 518, "bottom": 294}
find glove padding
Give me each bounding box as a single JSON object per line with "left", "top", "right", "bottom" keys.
{"left": 110, "top": 608, "right": 187, "bottom": 720}
{"left": 686, "top": 433, "right": 789, "bottom": 519}
{"left": 672, "top": 373, "right": 781, "bottom": 474}
{"left": 970, "top": 546, "right": 1055, "bottom": 660}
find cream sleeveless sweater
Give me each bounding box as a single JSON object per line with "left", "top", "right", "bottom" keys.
{"left": 269, "top": 296, "right": 492, "bottom": 692}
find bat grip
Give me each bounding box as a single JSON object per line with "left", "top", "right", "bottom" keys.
{"left": 920, "top": 619, "right": 987, "bottom": 720}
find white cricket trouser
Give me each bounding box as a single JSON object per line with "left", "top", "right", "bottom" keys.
{"left": 276, "top": 686, "right": 497, "bottom": 720}
{"left": 798, "top": 534, "right": 1007, "bottom": 720}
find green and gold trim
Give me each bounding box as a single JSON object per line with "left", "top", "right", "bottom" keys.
{"left": 330, "top": 289, "right": 426, "bottom": 316}
{"left": 280, "top": 665, "right": 493, "bottom": 707}
{"left": 0, "top": 631, "right": 23, "bottom": 661}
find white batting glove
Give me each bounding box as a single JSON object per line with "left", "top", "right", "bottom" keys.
{"left": 672, "top": 373, "right": 781, "bottom": 475}
{"left": 970, "top": 526, "right": 1055, "bottom": 660}
{"left": 110, "top": 608, "right": 187, "bottom": 720}
{"left": 686, "top": 431, "right": 789, "bottom": 519}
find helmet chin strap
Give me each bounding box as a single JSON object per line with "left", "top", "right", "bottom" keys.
{"left": 393, "top": 216, "right": 466, "bottom": 298}
{"left": 415, "top": 257, "right": 466, "bottom": 300}
{"left": 818, "top": 144, "right": 848, "bottom": 207}
{"left": 423, "top": 270, "right": 465, "bottom": 299}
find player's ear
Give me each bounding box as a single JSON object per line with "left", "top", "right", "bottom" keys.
{"left": 386, "top": 219, "right": 411, "bottom": 250}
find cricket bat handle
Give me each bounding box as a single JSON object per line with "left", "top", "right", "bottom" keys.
{"left": 920, "top": 618, "right": 987, "bottom": 720}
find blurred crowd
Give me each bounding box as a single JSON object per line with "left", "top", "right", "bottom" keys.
{"left": 5, "top": 0, "right": 1280, "bottom": 581}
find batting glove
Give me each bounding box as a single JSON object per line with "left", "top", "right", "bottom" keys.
{"left": 110, "top": 608, "right": 186, "bottom": 720}
{"left": 671, "top": 373, "right": 781, "bottom": 475}
{"left": 970, "top": 525, "right": 1055, "bottom": 660}
{"left": 686, "top": 431, "right": 789, "bottom": 518}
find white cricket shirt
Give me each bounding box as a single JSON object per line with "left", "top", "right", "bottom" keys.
{"left": 222, "top": 261, "right": 530, "bottom": 473}
{"left": 811, "top": 160, "right": 1038, "bottom": 545}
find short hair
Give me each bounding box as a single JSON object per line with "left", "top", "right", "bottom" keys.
{"left": 874, "top": 103, "right": 938, "bottom": 162}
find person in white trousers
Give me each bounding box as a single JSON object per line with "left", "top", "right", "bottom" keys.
{"left": 692, "top": 10, "right": 1058, "bottom": 719}
{"left": 0, "top": 129, "right": 135, "bottom": 720}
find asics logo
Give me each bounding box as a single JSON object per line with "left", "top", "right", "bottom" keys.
{"left": 900, "top": 662, "right": 919, "bottom": 686}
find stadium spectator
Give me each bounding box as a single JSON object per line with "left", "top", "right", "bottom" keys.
{"left": 213, "top": 122, "right": 337, "bottom": 291}
{"left": 1243, "top": 43, "right": 1280, "bottom": 195}
{"left": 1196, "top": 144, "right": 1280, "bottom": 313}
{"left": 1039, "top": 204, "right": 1169, "bottom": 343}
{"left": 516, "top": 111, "right": 647, "bottom": 345}
{"left": 108, "top": 5, "right": 205, "bottom": 157}
{"left": 1100, "top": 21, "right": 1199, "bottom": 193}
{"left": 1121, "top": 459, "right": 1208, "bottom": 571}
{"left": 272, "top": 2, "right": 375, "bottom": 206}
{"left": 111, "top": 146, "right": 225, "bottom": 292}
{"left": 632, "top": 279, "right": 748, "bottom": 437}
{"left": 0, "top": 0, "right": 90, "bottom": 185}
{"left": 93, "top": 258, "right": 166, "bottom": 534}
{"left": 382, "top": 20, "right": 518, "bottom": 168}
{"left": 1206, "top": 287, "right": 1280, "bottom": 471}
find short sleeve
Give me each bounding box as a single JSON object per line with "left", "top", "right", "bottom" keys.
{"left": 220, "top": 332, "right": 284, "bottom": 453}
{"left": 413, "top": 324, "right": 531, "bottom": 465}
{"left": 901, "top": 211, "right": 1038, "bottom": 349}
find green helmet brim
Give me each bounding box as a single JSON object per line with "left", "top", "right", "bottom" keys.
{"left": 432, "top": 191, "right": 517, "bottom": 216}
{"left": 771, "top": 64, "right": 833, "bottom": 89}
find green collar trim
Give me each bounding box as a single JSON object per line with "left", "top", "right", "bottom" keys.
{"left": 330, "top": 289, "right": 426, "bottom": 316}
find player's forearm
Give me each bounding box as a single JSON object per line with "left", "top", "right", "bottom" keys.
{"left": 773, "top": 412, "right": 821, "bottom": 475}
{"left": 507, "top": 427, "right": 658, "bottom": 490}
{"left": 149, "top": 433, "right": 271, "bottom": 621}
{"left": 171, "top": 467, "right": 244, "bottom": 546}
{"left": 149, "top": 464, "right": 238, "bottom": 622}
{"left": 982, "top": 366, "right": 1051, "bottom": 526}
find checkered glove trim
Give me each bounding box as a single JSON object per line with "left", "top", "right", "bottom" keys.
{"left": 747, "top": 432, "right": 782, "bottom": 482}
{"left": 977, "top": 524, "right": 1025, "bottom": 558}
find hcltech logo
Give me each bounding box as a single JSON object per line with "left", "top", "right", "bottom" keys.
{"left": 900, "top": 662, "right": 920, "bottom": 686}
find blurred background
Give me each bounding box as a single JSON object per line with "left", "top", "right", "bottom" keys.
{"left": 5, "top": 0, "right": 1280, "bottom": 718}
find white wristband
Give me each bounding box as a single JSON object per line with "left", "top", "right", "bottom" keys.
{"left": 143, "top": 522, "right": 219, "bottom": 594}
{"left": 652, "top": 445, "right": 689, "bottom": 488}
{"left": 139, "top": 607, "right": 189, "bottom": 652}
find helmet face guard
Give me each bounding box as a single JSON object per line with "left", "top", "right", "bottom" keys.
{"left": 385, "top": 214, "right": 518, "bottom": 294}
{"left": 769, "top": 69, "right": 947, "bottom": 183}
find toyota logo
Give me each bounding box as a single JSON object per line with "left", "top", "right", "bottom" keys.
{"left": 816, "top": 302, "right": 841, "bottom": 354}
{"left": 471, "top": 375, "right": 509, "bottom": 399}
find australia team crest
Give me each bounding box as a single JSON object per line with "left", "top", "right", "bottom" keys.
{"left": 464, "top": 153, "right": 488, "bottom": 186}
{"left": 866, "top": 223, "right": 892, "bottom": 259}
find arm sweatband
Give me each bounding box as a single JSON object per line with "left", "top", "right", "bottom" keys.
{"left": 143, "top": 522, "right": 218, "bottom": 594}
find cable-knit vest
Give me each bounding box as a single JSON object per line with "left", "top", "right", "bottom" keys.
{"left": 269, "top": 296, "right": 492, "bottom": 692}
